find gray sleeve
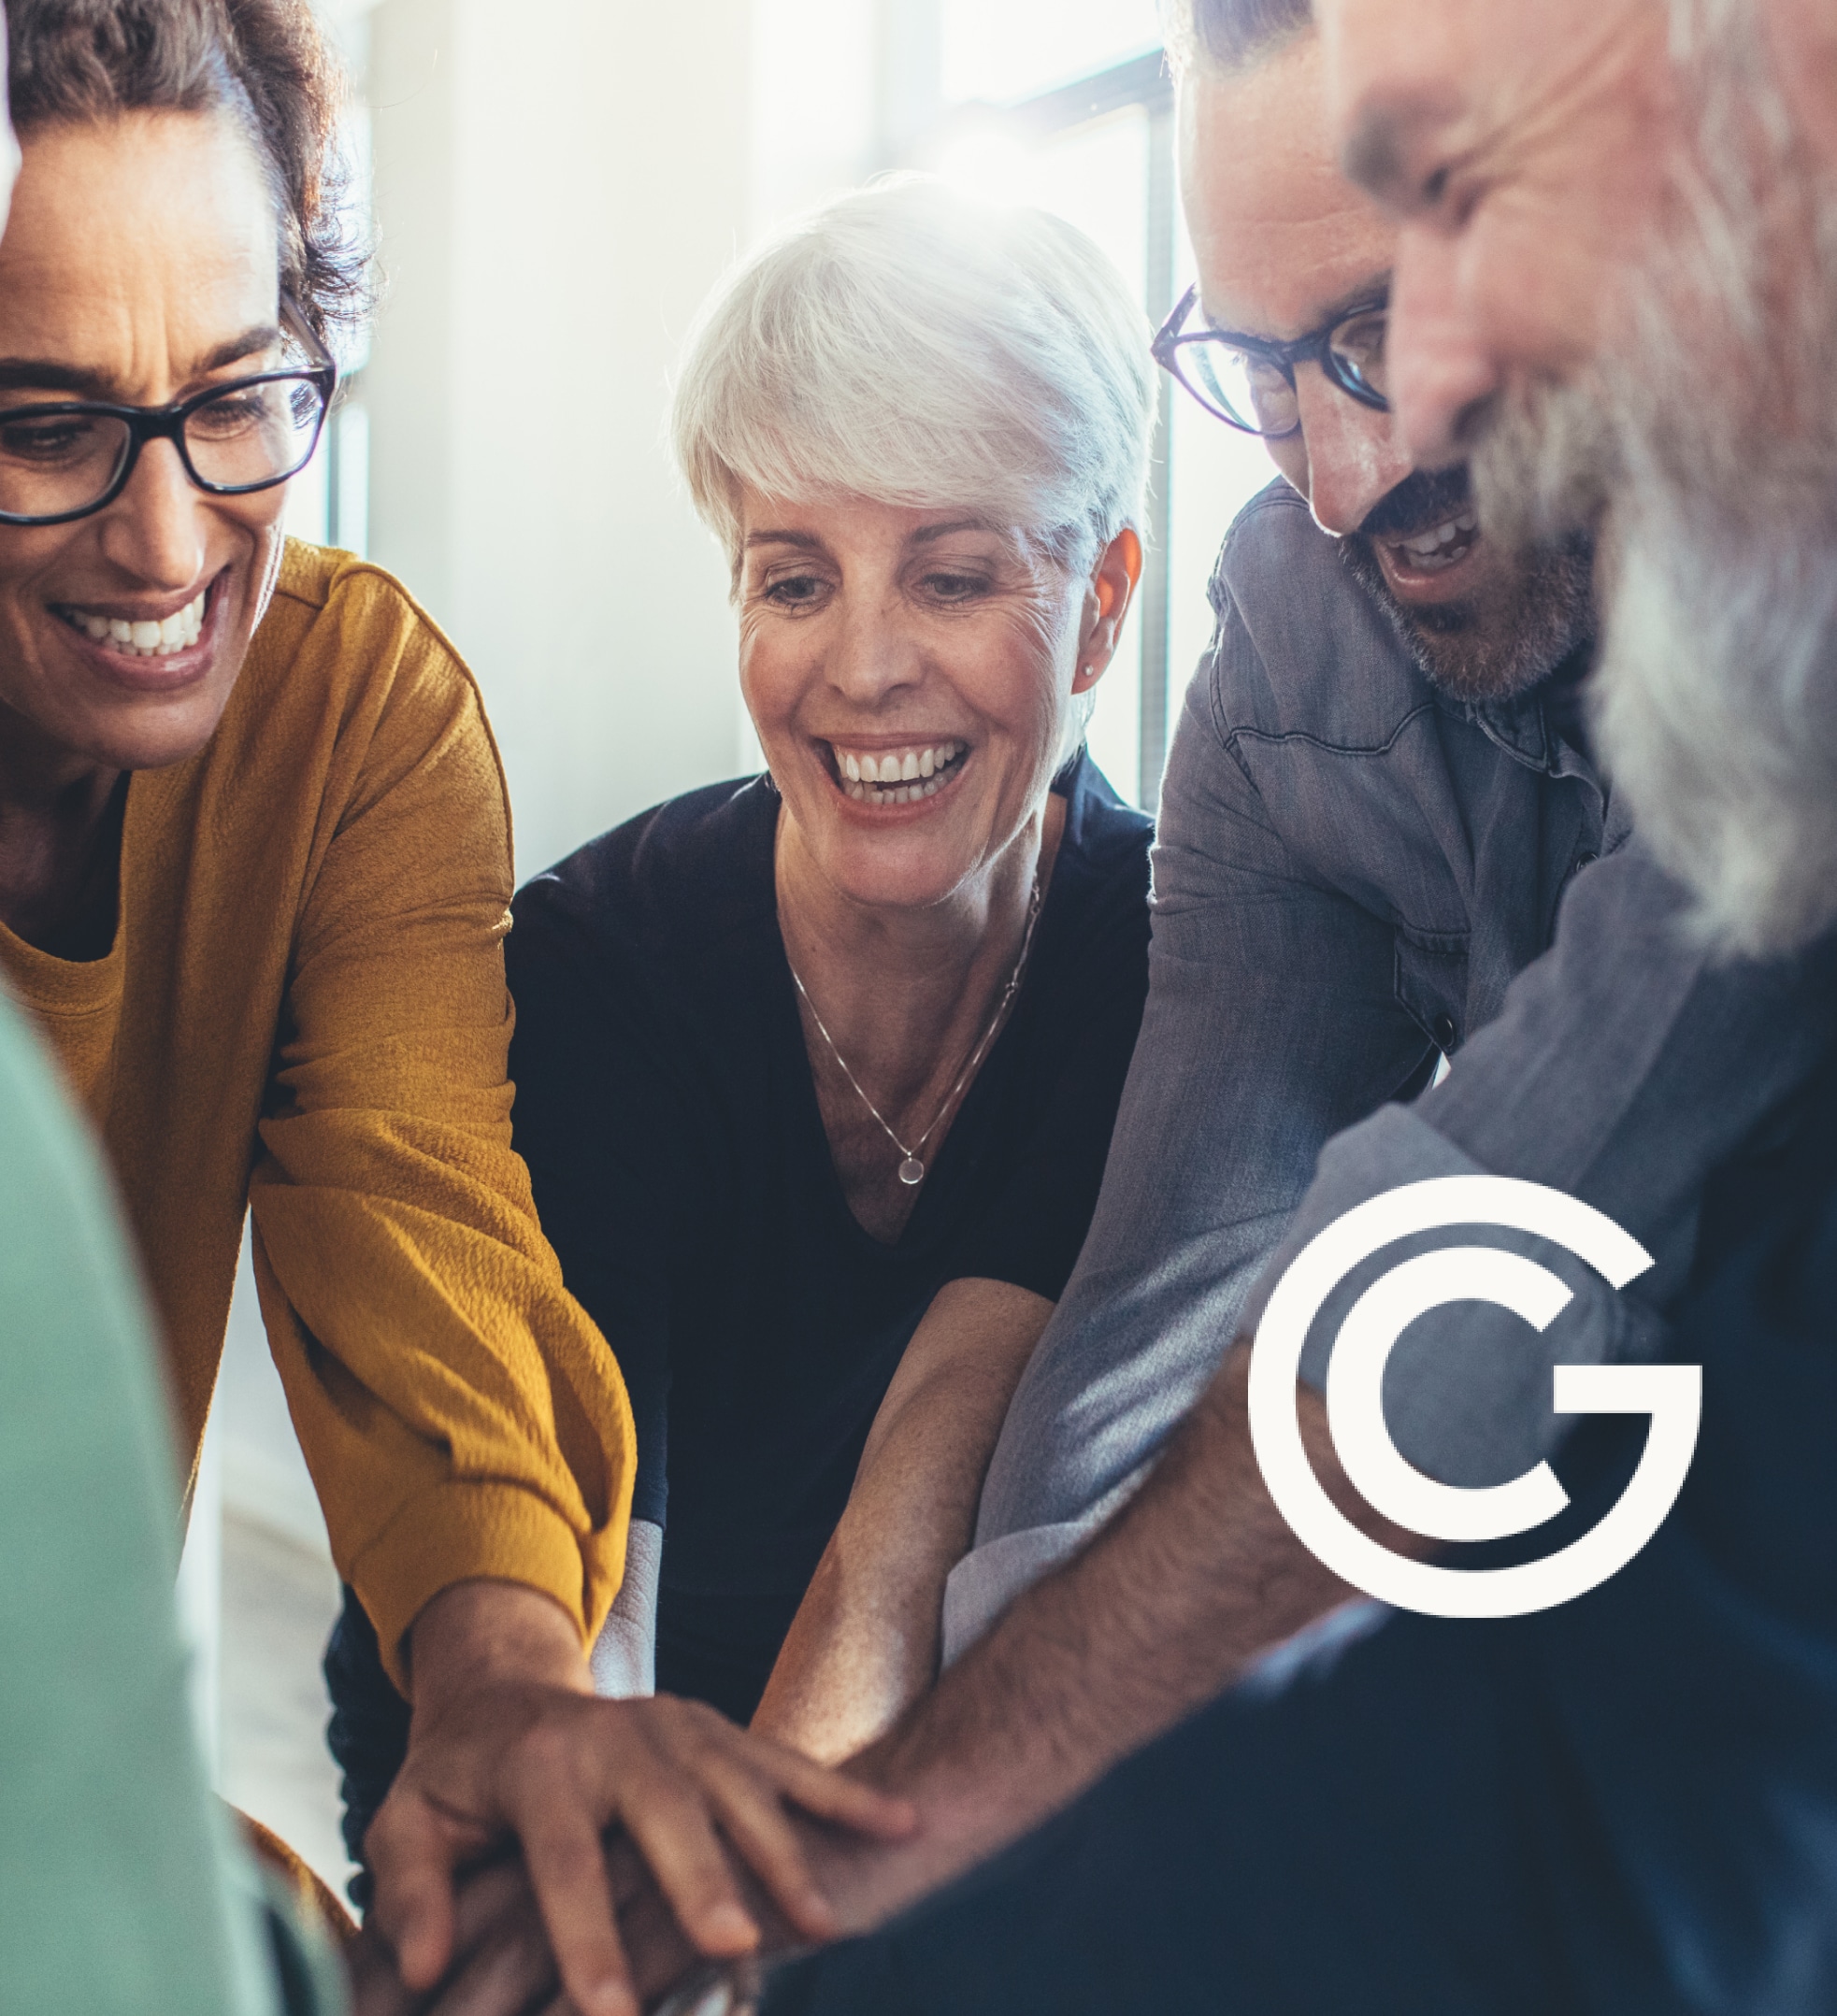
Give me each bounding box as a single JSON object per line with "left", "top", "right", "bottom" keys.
{"left": 1243, "top": 840, "right": 1837, "bottom": 1484}
{"left": 590, "top": 1517, "right": 661, "bottom": 1697}
{"left": 969, "top": 611, "right": 1437, "bottom": 1551}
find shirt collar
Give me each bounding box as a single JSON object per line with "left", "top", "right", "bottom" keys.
{"left": 1445, "top": 642, "right": 1601, "bottom": 785}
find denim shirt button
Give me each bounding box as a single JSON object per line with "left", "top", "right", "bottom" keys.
{"left": 1433, "top": 1014, "right": 1458, "bottom": 1051}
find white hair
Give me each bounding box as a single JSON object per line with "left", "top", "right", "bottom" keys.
{"left": 671, "top": 177, "right": 1155, "bottom": 589}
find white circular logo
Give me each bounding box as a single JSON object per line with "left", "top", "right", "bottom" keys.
{"left": 1247, "top": 1177, "right": 1701, "bottom": 1618}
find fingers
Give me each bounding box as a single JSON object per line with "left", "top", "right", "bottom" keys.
{"left": 606, "top": 1705, "right": 914, "bottom": 1952}
{"left": 344, "top": 1925, "right": 426, "bottom": 2016}
{"left": 415, "top": 1892, "right": 561, "bottom": 2016}
{"left": 518, "top": 1806, "right": 640, "bottom": 2016}
{"left": 694, "top": 1750, "right": 840, "bottom": 1943}
{"left": 371, "top": 1685, "right": 910, "bottom": 2011}
{"left": 746, "top": 1739, "right": 918, "bottom": 1841}
{"left": 614, "top": 1765, "right": 764, "bottom": 1961}
{"left": 368, "top": 1793, "right": 468, "bottom": 1994}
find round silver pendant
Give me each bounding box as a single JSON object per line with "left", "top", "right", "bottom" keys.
{"left": 898, "top": 1156, "right": 926, "bottom": 1187}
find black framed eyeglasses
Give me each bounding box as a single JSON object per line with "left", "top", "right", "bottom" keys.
{"left": 1152, "top": 282, "right": 1390, "bottom": 439}
{"left": 0, "top": 304, "right": 338, "bottom": 527}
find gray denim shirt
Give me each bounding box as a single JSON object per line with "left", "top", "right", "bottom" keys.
{"left": 942, "top": 481, "right": 1832, "bottom": 1658}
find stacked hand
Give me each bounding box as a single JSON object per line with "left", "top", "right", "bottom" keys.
{"left": 347, "top": 1583, "right": 915, "bottom": 2016}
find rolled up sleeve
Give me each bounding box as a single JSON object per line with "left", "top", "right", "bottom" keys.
{"left": 248, "top": 622, "right": 635, "bottom": 1690}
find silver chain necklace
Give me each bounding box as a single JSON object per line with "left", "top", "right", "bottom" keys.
{"left": 789, "top": 874, "right": 1044, "bottom": 1188}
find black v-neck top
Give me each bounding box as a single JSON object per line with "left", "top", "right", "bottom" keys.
{"left": 508, "top": 753, "right": 1151, "bottom": 1719}
{"left": 324, "top": 753, "right": 1150, "bottom": 1826}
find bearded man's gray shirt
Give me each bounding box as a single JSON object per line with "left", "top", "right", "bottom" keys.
{"left": 941, "top": 480, "right": 1832, "bottom": 1661}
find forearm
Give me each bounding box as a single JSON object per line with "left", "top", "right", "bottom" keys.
{"left": 800, "top": 1343, "right": 1420, "bottom": 1934}
{"left": 753, "top": 1281, "right": 1052, "bottom": 1763}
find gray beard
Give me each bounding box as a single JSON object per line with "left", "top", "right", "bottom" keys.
{"left": 1594, "top": 485, "right": 1837, "bottom": 961}
{"left": 1468, "top": 0, "right": 1837, "bottom": 959}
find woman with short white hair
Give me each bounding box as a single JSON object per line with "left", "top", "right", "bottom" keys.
{"left": 329, "top": 175, "right": 1155, "bottom": 1841}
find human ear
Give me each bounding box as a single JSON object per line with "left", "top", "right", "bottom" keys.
{"left": 1073, "top": 527, "right": 1144, "bottom": 693}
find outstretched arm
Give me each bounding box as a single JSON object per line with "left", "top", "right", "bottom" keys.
{"left": 772, "top": 851, "right": 1837, "bottom": 1939}
{"left": 753, "top": 1280, "right": 1055, "bottom": 1764}
{"left": 580, "top": 1352, "right": 1412, "bottom": 2009}
{"left": 799, "top": 1341, "right": 1414, "bottom": 1931}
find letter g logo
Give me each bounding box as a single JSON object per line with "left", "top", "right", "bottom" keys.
{"left": 1248, "top": 1178, "right": 1701, "bottom": 1617}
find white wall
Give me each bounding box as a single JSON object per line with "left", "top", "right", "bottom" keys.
{"left": 366, "top": 0, "right": 753, "bottom": 878}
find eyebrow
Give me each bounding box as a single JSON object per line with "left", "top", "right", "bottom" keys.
{"left": 1342, "top": 87, "right": 1476, "bottom": 216}
{"left": 911, "top": 517, "right": 997, "bottom": 547}
{"left": 743, "top": 529, "right": 823, "bottom": 552}
{"left": 0, "top": 323, "right": 283, "bottom": 401}
{"left": 1207, "top": 273, "right": 1392, "bottom": 348}
{"left": 1342, "top": 107, "right": 1407, "bottom": 203}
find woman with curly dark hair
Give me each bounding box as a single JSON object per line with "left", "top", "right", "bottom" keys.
{"left": 0, "top": 3, "right": 909, "bottom": 2006}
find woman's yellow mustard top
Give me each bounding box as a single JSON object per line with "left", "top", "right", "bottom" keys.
{"left": 0, "top": 540, "right": 636, "bottom": 1687}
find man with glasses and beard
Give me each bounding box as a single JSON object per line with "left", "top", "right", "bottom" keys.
{"left": 937, "top": 0, "right": 1612, "bottom": 1665}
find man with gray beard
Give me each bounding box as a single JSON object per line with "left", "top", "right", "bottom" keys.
{"left": 1483, "top": 37, "right": 1837, "bottom": 963}
{"left": 1321, "top": 0, "right": 1837, "bottom": 958}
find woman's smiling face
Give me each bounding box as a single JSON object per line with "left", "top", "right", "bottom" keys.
{"left": 0, "top": 110, "right": 291, "bottom": 779}
{"left": 737, "top": 486, "right": 1129, "bottom": 911}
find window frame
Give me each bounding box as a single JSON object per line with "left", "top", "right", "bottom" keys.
{"left": 915, "top": 48, "right": 1178, "bottom": 808}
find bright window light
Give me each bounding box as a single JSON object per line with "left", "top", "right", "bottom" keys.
{"left": 284, "top": 432, "right": 330, "bottom": 549}
{"left": 942, "top": 0, "right": 1162, "bottom": 105}
{"left": 753, "top": 0, "right": 878, "bottom": 172}
{"left": 934, "top": 125, "right": 1035, "bottom": 207}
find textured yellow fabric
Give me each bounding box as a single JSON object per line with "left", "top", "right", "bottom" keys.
{"left": 0, "top": 541, "right": 635, "bottom": 1687}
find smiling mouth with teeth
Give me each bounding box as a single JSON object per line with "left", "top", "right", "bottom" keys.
{"left": 829, "top": 739, "right": 969, "bottom": 807}
{"left": 58, "top": 584, "right": 208, "bottom": 660}
{"left": 1388, "top": 511, "right": 1481, "bottom": 575}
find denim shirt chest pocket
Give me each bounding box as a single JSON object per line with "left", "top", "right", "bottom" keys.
{"left": 1227, "top": 701, "right": 1571, "bottom": 1066}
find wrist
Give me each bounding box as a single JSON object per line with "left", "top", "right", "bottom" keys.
{"left": 407, "top": 1577, "right": 592, "bottom": 1714}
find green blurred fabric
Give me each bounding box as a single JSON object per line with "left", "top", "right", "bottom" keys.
{"left": 0, "top": 979, "right": 339, "bottom": 2013}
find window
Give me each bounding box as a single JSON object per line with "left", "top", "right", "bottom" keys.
{"left": 283, "top": 10, "right": 373, "bottom": 559}
{"left": 941, "top": 0, "right": 1162, "bottom": 103}
{"left": 921, "top": 35, "right": 1277, "bottom": 808}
